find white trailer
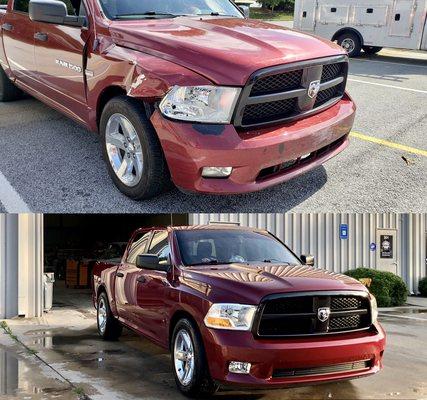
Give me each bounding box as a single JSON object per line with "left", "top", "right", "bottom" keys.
{"left": 293, "top": 0, "right": 427, "bottom": 56}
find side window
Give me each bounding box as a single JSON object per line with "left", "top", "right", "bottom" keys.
{"left": 127, "top": 232, "right": 151, "bottom": 264}
{"left": 147, "top": 231, "right": 169, "bottom": 256}
{"left": 13, "top": 0, "right": 29, "bottom": 13}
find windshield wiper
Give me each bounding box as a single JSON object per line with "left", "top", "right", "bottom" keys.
{"left": 196, "top": 12, "right": 238, "bottom": 17}
{"left": 262, "top": 259, "right": 291, "bottom": 264}
{"left": 114, "top": 12, "right": 180, "bottom": 19}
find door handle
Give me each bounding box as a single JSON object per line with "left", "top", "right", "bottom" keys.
{"left": 34, "top": 32, "right": 48, "bottom": 42}
{"left": 137, "top": 276, "right": 146, "bottom": 283}
{"left": 116, "top": 272, "right": 124, "bottom": 278}
{"left": 2, "top": 23, "right": 13, "bottom": 32}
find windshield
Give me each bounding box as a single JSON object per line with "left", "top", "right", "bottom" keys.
{"left": 99, "top": 0, "right": 243, "bottom": 20}
{"left": 176, "top": 229, "right": 301, "bottom": 266}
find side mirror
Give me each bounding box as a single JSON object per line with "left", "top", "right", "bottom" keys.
{"left": 239, "top": 5, "right": 250, "bottom": 18}
{"left": 29, "top": 0, "right": 86, "bottom": 27}
{"left": 136, "top": 254, "right": 169, "bottom": 272}
{"left": 301, "top": 254, "right": 315, "bottom": 266}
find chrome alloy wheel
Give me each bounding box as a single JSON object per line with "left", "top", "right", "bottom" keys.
{"left": 98, "top": 297, "right": 107, "bottom": 334}
{"left": 341, "top": 38, "right": 355, "bottom": 54}
{"left": 174, "top": 330, "right": 195, "bottom": 386}
{"left": 105, "top": 113, "right": 143, "bottom": 187}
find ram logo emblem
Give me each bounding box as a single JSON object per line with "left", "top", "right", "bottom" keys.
{"left": 317, "top": 307, "right": 331, "bottom": 322}
{"left": 308, "top": 80, "right": 321, "bottom": 99}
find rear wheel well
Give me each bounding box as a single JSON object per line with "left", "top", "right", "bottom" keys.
{"left": 332, "top": 28, "right": 364, "bottom": 46}
{"left": 169, "top": 310, "right": 200, "bottom": 350}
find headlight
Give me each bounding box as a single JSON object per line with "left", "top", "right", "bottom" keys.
{"left": 204, "top": 303, "right": 257, "bottom": 331}
{"left": 370, "top": 294, "right": 378, "bottom": 324}
{"left": 159, "top": 86, "right": 241, "bottom": 123}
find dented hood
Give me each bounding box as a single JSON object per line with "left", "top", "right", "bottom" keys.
{"left": 108, "top": 17, "right": 345, "bottom": 86}
{"left": 181, "top": 263, "right": 367, "bottom": 305}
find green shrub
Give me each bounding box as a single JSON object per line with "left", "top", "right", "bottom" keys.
{"left": 419, "top": 277, "right": 427, "bottom": 297}
{"left": 345, "top": 268, "right": 408, "bottom": 307}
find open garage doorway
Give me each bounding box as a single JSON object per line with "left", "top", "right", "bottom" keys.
{"left": 43, "top": 214, "right": 188, "bottom": 313}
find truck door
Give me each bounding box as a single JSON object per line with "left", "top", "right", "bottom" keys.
{"left": 114, "top": 230, "right": 151, "bottom": 328}
{"left": 1, "top": 0, "right": 36, "bottom": 86}
{"left": 33, "top": 0, "right": 90, "bottom": 124}
{"left": 389, "top": 0, "right": 417, "bottom": 37}
{"left": 296, "top": 0, "right": 317, "bottom": 32}
{"left": 134, "top": 230, "right": 170, "bottom": 346}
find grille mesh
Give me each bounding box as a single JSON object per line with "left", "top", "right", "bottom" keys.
{"left": 251, "top": 69, "right": 303, "bottom": 96}
{"left": 321, "top": 62, "right": 345, "bottom": 83}
{"left": 331, "top": 297, "right": 361, "bottom": 310}
{"left": 242, "top": 98, "right": 296, "bottom": 125}
{"left": 314, "top": 87, "right": 339, "bottom": 108}
{"left": 330, "top": 315, "right": 361, "bottom": 331}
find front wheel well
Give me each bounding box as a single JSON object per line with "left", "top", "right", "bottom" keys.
{"left": 332, "top": 28, "right": 364, "bottom": 46}
{"left": 169, "top": 310, "right": 200, "bottom": 350}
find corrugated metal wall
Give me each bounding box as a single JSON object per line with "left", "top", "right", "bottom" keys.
{"left": 190, "top": 213, "right": 426, "bottom": 293}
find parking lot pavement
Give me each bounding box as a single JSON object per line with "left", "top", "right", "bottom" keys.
{"left": 0, "top": 51, "right": 426, "bottom": 213}
{"left": 2, "top": 295, "right": 427, "bottom": 400}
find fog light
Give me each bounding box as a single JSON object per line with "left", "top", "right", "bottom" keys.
{"left": 202, "top": 167, "right": 232, "bottom": 178}
{"left": 229, "top": 361, "right": 251, "bottom": 374}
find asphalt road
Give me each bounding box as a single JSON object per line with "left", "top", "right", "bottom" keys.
{"left": 0, "top": 48, "right": 426, "bottom": 213}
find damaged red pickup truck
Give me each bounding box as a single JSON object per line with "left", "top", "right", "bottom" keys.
{"left": 0, "top": 0, "right": 355, "bottom": 199}
{"left": 93, "top": 225, "right": 385, "bottom": 397}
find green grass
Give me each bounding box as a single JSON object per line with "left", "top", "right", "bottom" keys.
{"left": 250, "top": 8, "right": 294, "bottom": 21}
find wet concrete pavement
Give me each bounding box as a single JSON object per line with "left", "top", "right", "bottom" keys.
{"left": 0, "top": 338, "right": 79, "bottom": 400}
{"left": 1, "top": 294, "right": 427, "bottom": 400}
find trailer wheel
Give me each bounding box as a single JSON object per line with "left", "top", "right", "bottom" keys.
{"left": 97, "top": 292, "right": 123, "bottom": 341}
{"left": 0, "top": 66, "right": 23, "bottom": 102}
{"left": 363, "top": 46, "right": 382, "bottom": 55}
{"left": 171, "top": 318, "right": 218, "bottom": 397}
{"left": 337, "top": 32, "right": 362, "bottom": 58}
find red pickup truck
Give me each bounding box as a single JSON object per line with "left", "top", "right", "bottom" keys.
{"left": 0, "top": 0, "right": 355, "bottom": 199}
{"left": 93, "top": 225, "right": 385, "bottom": 397}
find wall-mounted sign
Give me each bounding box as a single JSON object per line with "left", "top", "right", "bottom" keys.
{"left": 370, "top": 243, "right": 376, "bottom": 251}
{"left": 340, "top": 224, "right": 348, "bottom": 240}
{"left": 380, "top": 235, "right": 393, "bottom": 258}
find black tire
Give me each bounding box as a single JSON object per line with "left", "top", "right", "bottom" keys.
{"left": 100, "top": 95, "right": 172, "bottom": 200}
{"left": 97, "top": 292, "right": 123, "bottom": 341}
{"left": 171, "top": 318, "right": 218, "bottom": 398}
{"left": 363, "top": 46, "right": 382, "bottom": 55}
{"left": 337, "top": 32, "right": 362, "bottom": 58}
{"left": 0, "top": 66, "right": 23, "bottom": 102}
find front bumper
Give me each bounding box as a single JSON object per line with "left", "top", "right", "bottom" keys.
{"left": 151, "top": 94, "right": 355, "bottom": 194}
{"left": 202, "top": 322, "right": 385, "bottom": 388}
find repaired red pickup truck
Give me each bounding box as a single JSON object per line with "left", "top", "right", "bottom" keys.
{"left": 93, "top": 225, "right": 385, "bottom": 397}
{"left": 0, "top": 0, "right": 355, "bottom": 199}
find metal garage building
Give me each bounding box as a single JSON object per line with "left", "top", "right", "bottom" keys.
{"left": 1, "top": 213, "right": 426, "bottom": 319}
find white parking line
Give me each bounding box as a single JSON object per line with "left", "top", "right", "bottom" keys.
{"left": 379, "top": 313, "right": 427, "bottom": 322}
{"left": 0, "top": 171, "right": 31, "bottom": 213}
{"left": 348, "top": 78, "right": 427, "bottom": 94}
{"left": 351, "top": 58, "right": 427, "bottom": 69}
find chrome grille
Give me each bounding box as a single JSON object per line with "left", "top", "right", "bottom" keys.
{"left": 255, "top": 291, "right": 371, "bottom": 337}
{"left": 233, "top": 55, "right": 348, "bottom": 129}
